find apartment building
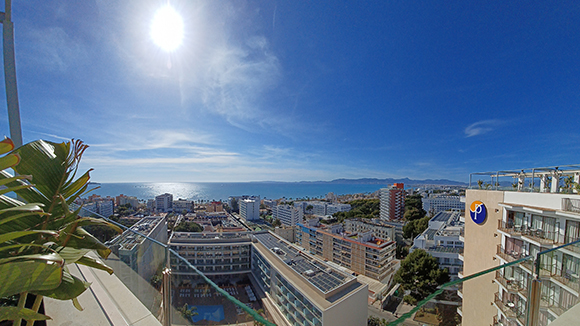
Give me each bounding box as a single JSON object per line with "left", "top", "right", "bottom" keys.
{"left": 273, "top": 204, "right": 304, "bottom": 226}
{"left": 380, "top": 183, "right": 406, "bottom": 220}
{"left": 422, "top": 194, "right": 465, "bottom": 215}
{"left": 326, "top": 203, "right": 352, "bottom": 215}
{"left": 295, "top": 221, "right": 397, "bottom": 282}
{"left": 206, "top": 201, "right": 224, "bottom": 212}
{"left": 173, "top": 198, "right": 194, "bottom": 213}
{"left": 293, "top": 201, "right": 351, "bottom": 216}
{"left": 240, "top": 196, "right": 261, "bottom": 221}
{"left": 116, "top": 194, "right": 140, "bottom": 208}
{"left": 155, "top": 193, "right": 173, "bottom": 212}
{"left": 168, "top": 231, "right": 368, "bottom": 326}
{"left": 411, "top": 210, "right": 464, "bottom": 279}
{"left": 461, "top": 166, "right": 580, "bottom": 326}
{"left": 344, "top": 218, "right": 396, "bottom": 242}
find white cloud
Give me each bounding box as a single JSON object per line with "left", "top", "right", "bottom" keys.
{"left": 464, "top": 120, "right": 503, "bottom": 137}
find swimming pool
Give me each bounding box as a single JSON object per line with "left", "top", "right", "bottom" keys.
{"left": 188, "top": 305, "right": 225, "bottom": 323}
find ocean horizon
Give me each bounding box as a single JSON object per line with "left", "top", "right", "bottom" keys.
{"left": 88, "top": 182, "right": 395, "bottom": 202}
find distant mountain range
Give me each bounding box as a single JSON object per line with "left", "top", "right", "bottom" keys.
{"left": 292, "top": 178, "right": 467, "bottom": 186}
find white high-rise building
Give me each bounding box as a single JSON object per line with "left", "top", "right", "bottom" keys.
{"left": 273, "top": 204, "right": 304, "bottom": 226}
{"left": 422, "top": 195, "right": 464, "bottom": 214}
{"left": 155, "top": 193, "right": 173, "bottom": 212}
{"left": 240, "top": 196, "right": 260, "bottom": 221}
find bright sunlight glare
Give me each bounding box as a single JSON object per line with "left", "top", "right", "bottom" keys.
{"left": 151, "top": 5, "right": 184, "bottom": 52}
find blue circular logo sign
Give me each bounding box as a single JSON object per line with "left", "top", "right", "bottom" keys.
{"left": 470, "top": 201, "right": 487, "bottom": 225}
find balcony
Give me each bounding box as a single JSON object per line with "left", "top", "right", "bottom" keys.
{"left": 497, "top": 220, "right": 524, "bottom": 238}
{"left": 493, "top": 292, "right": 525, "bottom": 323}
{"left": 498, "top": 220, "right": 560, "bottom": 246}
{"left": 496, "top": 245, "right": 526, "bottom": 263}
{"left": 538, "top": 264, "right": 580, "bottom": 294}
{"left": 495, "top": 271, "right": 525, "bottom": 293}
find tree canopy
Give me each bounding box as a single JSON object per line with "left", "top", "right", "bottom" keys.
{"left": 332, "top": 199, "right": 379, "bottom": 222}
{"left": 402, "top": 216, "right": 430, "bottom": 239}
{"left": 404, "top": 194, "right": 426, "bottom": 220}
{"left": 393, "top": 249, "right": 449, "bottom": 304}
{"left": 174, "top": 221, "right": 203, "bottom": 232}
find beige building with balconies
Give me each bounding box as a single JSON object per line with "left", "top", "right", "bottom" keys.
{"left": 461, "top": 166, "right": 580, "bottom": 326}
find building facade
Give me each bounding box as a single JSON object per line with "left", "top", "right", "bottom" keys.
{"left": 380, "top": 183, "right": 406, "bottom": 220}
{"left": 411, "top": 211, "right": 464, "bottom": 279}
{"left": 168, "top": 230, "right": 369, "bottom": 326}
{"left": 273, "top": 204, "right": 304, "bottom": 226}
{"left": 295, "top": 221, "right": 397, "bottom": 282}
{"left": 422, "top": 194, "right": 464, "bottom": 215}
{"left": 240, "top": 197, "right": 261, "bottom": 221}
{"left": 173, "top": 199, "right": 194, "bottom": 213}
{"left": 344, "top": 218, "right": 396, "bottom": 242}
{"left": 155, "top": 193, "right": 173, "bottom": 212}
{"left": 461, "top": 166, "right": 580, "bottom": 326}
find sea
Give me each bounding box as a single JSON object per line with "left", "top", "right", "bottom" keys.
{"left": 88, "top": 182, "right": 394, "bottom": 201}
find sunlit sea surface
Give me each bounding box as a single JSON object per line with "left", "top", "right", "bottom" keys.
{"left": 89, "top": 182, "right": 393, "bottom": 201}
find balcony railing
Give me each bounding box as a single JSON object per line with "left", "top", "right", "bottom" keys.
{"left": 496, "top": 244, "right": 526, "bottom": 263}
{"left": 495, "top": 271, "right": 525, "bottom": 293}
{"left": 498, "top": 220, "right": 561, "bottom": 245}
{"left": 562, "top": 198, "right": 580, "bottom": 214}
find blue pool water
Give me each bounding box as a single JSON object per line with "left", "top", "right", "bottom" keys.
{"left": 189, "top": 305, "right": 225, "bottom": 323}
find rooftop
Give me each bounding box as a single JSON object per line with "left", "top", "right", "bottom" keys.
{"left": 108, "top": 216, "right": 164, "bottom": 251}
{"left": 253, "top": 232, "right": 354, "bottom": 294}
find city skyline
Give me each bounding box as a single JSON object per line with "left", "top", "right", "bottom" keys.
{"left": 1, "top": 1, "right": 579, "bottom": 183}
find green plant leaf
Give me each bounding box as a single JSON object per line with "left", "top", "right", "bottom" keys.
{"left": 76, "top": 255, "right": 114, "bottom": 275}
{"left": 0, "top": 230, "right": 57, "bottom": 243}
{"left": 0, "top": 254, "right": 63, "bottom": 297}
{"left": 11, "top": 140, "right": 69, "bottom": 204}
{"left": 0, "top": 137, "right": 15, "bottom": 155}
{"left": 0, "top": 306, "right": 52, "bottom": 322}
{"left": 58, "top": 227, "right": 111, "bottom": 259}
{"left": 0, "top": 174, "right": 32, "bottom": 187}
{"left": 0, "top": 153, "right": 20, "bottom": 171}
{"left": 33, "top": 269, "right": 90, "bottom": 300}
{"left": 56, "top": 247, "right": 90, "bottom": 264}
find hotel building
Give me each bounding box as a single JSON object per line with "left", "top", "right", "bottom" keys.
{"left": 461, "top": 166, "right": 580, "bottom": 326}
{"left": 169, "top": 230, "right": 368, "bottom": 326}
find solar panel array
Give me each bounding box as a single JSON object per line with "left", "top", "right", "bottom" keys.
{"left": 254, "top": 232, "right": 349, "bottom": 293}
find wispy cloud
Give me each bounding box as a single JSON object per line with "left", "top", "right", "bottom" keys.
{"left": 464, "top": 119, "right": 503, "bottom": 137}
{"left": 21, "top": 27, "right": 88, "bottom": 72}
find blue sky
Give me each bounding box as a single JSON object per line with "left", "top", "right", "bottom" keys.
{"left": 1, "top": 0, "right": 580, "bottom": 183}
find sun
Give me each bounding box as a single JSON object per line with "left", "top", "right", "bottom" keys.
{"left": 151, "top": 5, "right": 184, "bottom": 52}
